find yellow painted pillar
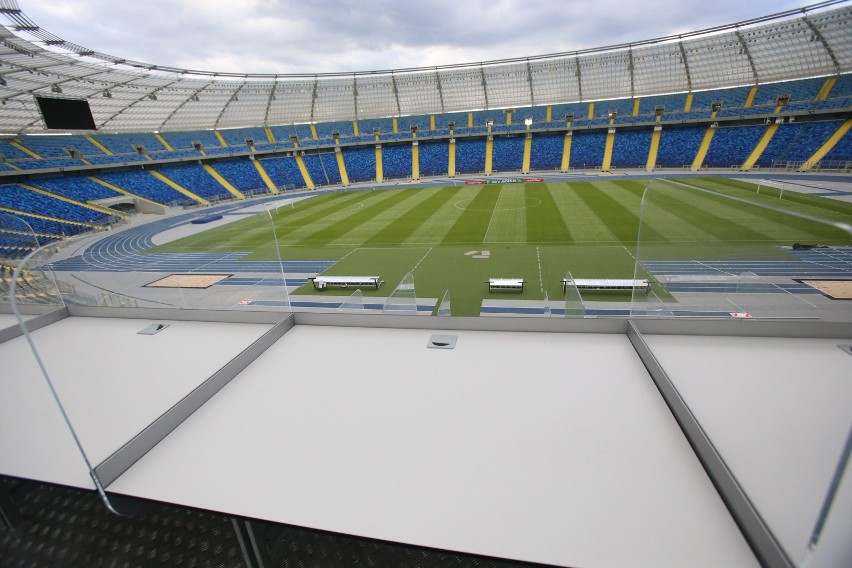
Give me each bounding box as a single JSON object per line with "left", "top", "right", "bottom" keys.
{"left": 411, "top": 140, "right": 420, "bottom": 180}
{"left": 560, "top": 132, "right": 572, "bottom": 172}
{"left": 215, "top": 130, "right": 228, "bottom": 147}
{"left": 522, "top": 133, "right": 532, "bottom": 174}
{"left": 801, "top": 119, "right": 852, "bottom": 171}
{"left": 429, "top": 115, "right": 436, "bottom": 130}
{"left": 506, "top": 110, "right": 512, "bottom": 125}
{"left": 744, "top": 86, "right": 758, "bottom": 108}
{"left": 602, "top": 129, "right": 615, "bottom": 171}
{"left": 148, "top": 171, "right": 210, "bottom": 205}
{"left": 252, "top": 159, "right": 279, "bottom": 193}
{"left": 467, "top": 112, "right": 473, "bottom": 128}
{"left": 353, "top": 121, "right": 360, "bottom": 136}
{"left": 86, "top": 135, "right": 113, "bottom": 155}
{"left": 309, "top": 124, "right": 318, "bottom": 140}
{"left": 741, "top": 123, "right": 779, "bottom": 171}
{"left": 375, "top": 145, "right": 384, "bottom": 182}
{"left": 202, "top": 164, "right": 244, "bottom": 199}
{"left": 632, "top": 99, "right": 640, "bottom": 116}
{"left": 265, "top": 128, "right": 276, "bottom": 144}
{"left": 684, "top": 93, "right": 693, "bottom": 113}
{"left": 587, "top": 102, "right": 594, "bottom": 120}
{"left": 484, "top": 136, "right": 493, "bottom": 175}
{"left": 691, "top": 125, "right": 717, "bottom": 171}
{"left": 816, "top": 77, "right": 836, "bottom": 101}
{"left": 392, "top": 117, "right": 398, "bottom": 134}
{"left": 155, "top": 133, "right": 174, "bottom": 151}
{"left": 294, "top": 153, "right": 315, "bottom": 189}
{"left": 448, "top": 138, "right": 456, "bottom": 177}
{"left": 545, "top": 106, "right": 552, "bottom": 122}
{"left": 335, "top": 145, "right": 350, "bottom": 186}
{"left": 646, "top": 126, "right": 661, "bottom": 171}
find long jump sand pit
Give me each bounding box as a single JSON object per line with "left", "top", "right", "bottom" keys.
{"left": 145, "top": 274, "right": 231, "bottom": 289}
{"left": 801, "top": 280, "right": 852, "bottom": 300}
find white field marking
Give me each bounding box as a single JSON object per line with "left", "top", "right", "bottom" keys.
{"left": 536, "top": 246, "right": 544, "bottom": 293}
{"left": 482, "top": 186, "right": 505, "bottom": 244}
{"left": 411, "top": 247, "right": 433, "bottom": 271}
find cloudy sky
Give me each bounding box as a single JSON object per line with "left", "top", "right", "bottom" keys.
{"left": 18, "top": 0, "right": 814, "bottom": 75}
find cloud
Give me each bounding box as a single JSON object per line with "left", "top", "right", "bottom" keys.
{"left": 19, "top": 0, "right": 810, "bottom": 74}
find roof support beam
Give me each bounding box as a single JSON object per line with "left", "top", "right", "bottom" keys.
{"left": 352, "top": 74, "right": 359, "bottom": 121}
{"left": 735, "top": 29, "right": 759, "bottom": 84}
{"left": 526, "top": 60, "right": 535, "bottom": 106}
{"left": 435, "top": 70, "right": 445, "bottom": 113}
{"left": 159, "top": 81, "right": 212, "bottom": 131}
{"left": 309, "top": 77, "right": 318, "bottom": 123}
{"left": 99, "top": 79, "right": 180, "bottom": 130}
{"left": 802, "top": 15, "right": 840, "bottom": 73}
{"left": 678, "top": 40, "right": 693, "bottom": 91}
{"left": 390, "top": 72, "right": 402, "bottom": 116}
{"left": 575, "top": 56, "right": 583, "bottom": 101}
{"left": 264, "top": 79, "right": 277, "bottom": 126}
{"left": 214, "top": 81, "right": 247, "bottom": 129}
{"left": 479, "top": 64, "right": 489, "bottom": 109}
{"left": 627, "top": 47, "right": 635, "bottom": 98}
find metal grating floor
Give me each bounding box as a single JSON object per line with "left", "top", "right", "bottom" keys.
{"left": 1, "top": 477, "right": 554, "bottom": 568}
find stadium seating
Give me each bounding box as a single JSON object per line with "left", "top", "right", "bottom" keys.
{"left": 382, "top": 144, "right": 412, "bottom": 179}
{"left": 418, "top": 140, "right": 449, "bottom": 177}
{"left": 209, "top": 159, "right": 269, "bottom": 194}
{"left": 752, "top": 77, "right": 825, "bottom": 106}
{"left": 610, "top": 129, "right": 653, "bottom": 168}
{"left": 756, "top": 120, "right": 843, "bottom": 167}
{"left": 455, "top": 138, "right": 486, "bottom": 173}
{"left": 341, "top": 146, "right": 376, "bottom": 182}
{"left": 217, "top": 127, "right": 269, "bottom": 149}
{"left": 437, "top": 112, "right": 471, "bottom": 130}
{"left": 86, "top": 154, "right": 149, "bottom": 165}
{"left": 512, "top": 106, "right": 549, "bottom": 125}
{"left": 25, "top": 176, "right": 120, "bottom": 202}
{"left": 593, "top": 98, "right": 634, "bottom": 119}
{"left": 492, "top": 136, "right": 525, "bottom": 172}
{"left": 94, "top": 170, "right": 196, "bottom": 206}
{"left": 160, "top": 130, "right": 222, "bottom": 151}
{"left": 0, "top": 184, "right": 110, "bottom": 225}
{"left": 655, "top": 126, "right": 705, "bottom": 167}
{"left": 0, "top": 141, "right": 36, "bottom": 160}
{"left": 569, "top": 131, "right": 607, "bottom": 169}
{"left": 256, "top": 156, "right": 306, "bottom": 189}
{"left": 314, "top": 121, "right": 354, "bottom": 140}
{"left": 17, "top": 135, "right": 104, "bottom": 158}
{"left": 639, "top": 94, "right": 687, "bottom": 116}
{"left": 11, "top": 158, "right": 86, "bottom": 170}
{"left": 302, "top": 153, "right": 341, "bottom": 186}
{"left": 156, "top": 164, "right": 233, "bottom": 201}
{"left": 356, "top": 118, "right": 394, "bottom": 137}
{"left": 703, "top": 125, "right": 767, "bottom": 168}
{"left": 529, "top": 133, "right": 564, "bottom": 171}
{"left": 690, "top": 86, "right": 752, "bottom": 110}
{"left": 93, "top": 133, "right": 166, "bottom": 154}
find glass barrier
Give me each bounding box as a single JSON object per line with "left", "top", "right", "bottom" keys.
{"left": 1, "top": 213, "right": 63, "bottom": 308}
{"left": 630, "top": 178, "right": 852, "bottom": 319}
{"left": 383, "top": 271, "right": 417, "bottom": 314}
{"left": 41, "top": 202, "right": 292, "bottom": 311}
{"left": 337, "top": 288, "right": 365, "bottom": 313}
{"left": 435, "top": 289, "right": 452, "bottom": 317}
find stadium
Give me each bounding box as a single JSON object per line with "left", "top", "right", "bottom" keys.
{"left": 1, "top": 0, "right": 851, "bottom": 566}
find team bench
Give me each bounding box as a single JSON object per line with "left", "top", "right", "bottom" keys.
{"left": 561, "top": 278, "right": 650, "bottom": 294}
{"left": 488, "top": 278, "right": 526, "bottom": 292}
{"left": 310, "top": 276, "right": 383, "bottom": 290}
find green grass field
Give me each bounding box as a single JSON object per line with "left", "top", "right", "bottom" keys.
{"left": 151, "top": 177, "right": 852, "bottom": 316}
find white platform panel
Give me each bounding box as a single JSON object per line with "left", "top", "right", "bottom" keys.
{"left": 0, "top": 316, "right": 273, "bottom": 487}
{"left": 0, "top": 313, "right": 34, "bottom": 328}
{"left": 110, "top": 326, "right": 758, "bottom": 568}
{"left": 643, "top": 334, "right": 852, "bottom": 565}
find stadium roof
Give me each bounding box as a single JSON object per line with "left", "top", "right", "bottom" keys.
{"left": 0, "top": 0, "right": 849, "bottom": 134}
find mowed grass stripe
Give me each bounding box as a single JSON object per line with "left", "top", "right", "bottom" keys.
{"left": 545, "top": 182, "right": 618, "bottom": 243}
{"left": 294, "top": 188, "right": 425, "bottom": 246}
{"left": 485, "top": 185, "right": 529, "bottom": 244}
{"left": 441, "top": 185, "right": 503, "bottom": 245}
{"left": 664, "top": 179, "right": 851, "bottom": 243}
{"left": 403, "top": 187, "right": 471, "bottom": 244}
{"left": 690, "top": 177, "right": 852, "bottom": 219}
{"left": 640, "top": 186, "right": 777, "bottom": 244}
{"left": 276, "top": 191, "right": 398, "bottom": 244}
{"left": 273, "top": 191, "right": 376, "bottom": 231}
{"left": 571, "top": 181, "right": 667, "bottom": 244}
{"left": 525, "top": 183, "right": 572, "bottom": 243}
{"left": 607, "top": 179, "right": 725, "bottom": 244}
{"left": 330, "top": 187, "right": 444, "bottom": 245}
{"left": 367, "top": 186, "right": 463, "bottom": 245}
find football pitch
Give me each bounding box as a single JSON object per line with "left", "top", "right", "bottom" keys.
{"left": 151, "top": 177, "right": 852, "bottom": 316}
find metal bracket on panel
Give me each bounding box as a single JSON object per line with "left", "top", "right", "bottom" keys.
{"left": 427, "top": 334, "right": 457, "bottom": 349}
{"left": 137, "top": 322, "right": 170, "bottom": 335}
